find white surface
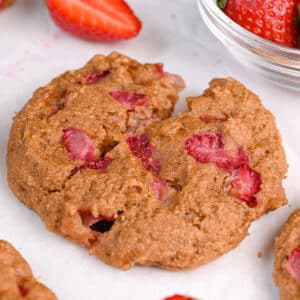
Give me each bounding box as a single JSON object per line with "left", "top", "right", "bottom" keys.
{"left": 0, "top": 1, "right": 299, "bottom": 299}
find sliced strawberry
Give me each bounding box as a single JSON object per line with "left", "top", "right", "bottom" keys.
{"left": 45, "top": 0, "right": 142, "bottom": 41}
{"left": 63, "top": 127, "right": 99, "bottom": 162}
{"left": 85, "top": 70, "right": 110, "bottom": 84}
{"left": 226, "top": 164, "right": 261, "bottom": 207}
{"left": 110, "top": 91, "right": 147, "bottom": 111}
{"left": 220, "top": 0, "right": 299, "bottom": 48}
{"left": 286, "top": 248, "right": 300, "bottom": 283}
{"left": 126, "top": 134, "right": 161, "bottom": 175}
{"left": 184, "top": 132, "right": 261, "bottom": 206}
{"left": 164, "top": 295, "right": 194, "bottom": 300}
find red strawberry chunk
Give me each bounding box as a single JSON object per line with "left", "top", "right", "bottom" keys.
{"left": 184, "top": 132, "right": 261, "bottom": 206}
{"left": 164, "top": 295, "right": 194, "bottom": 300}
{"left": 18, "top": 285, "right": 29, "bottom": 297}
{"left": 226, "top": 164, "right": 261, "bottom": 207}
{"left": 126, "top": 134, "right": 161, "bottom": 175}
{"left": 63, "top": 127, "right": 99, "bottom": 162}
{"left": 155, "top": 63, "right": 165, "bottom": 75}
{"left": 85, "top": 70, "right": 110, "bottom": 84}
{"left": 110, "top": 91, "right": 147, "bottom": 111}
{"left": 286, "top": 248, "right": 300, "bottom": 284}
{"left": 184, "top": 132, "right": 231, "bottom": 169}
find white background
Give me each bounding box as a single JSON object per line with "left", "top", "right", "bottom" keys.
{"left": 0, "top": 1, "right": 299, "bottom": 299}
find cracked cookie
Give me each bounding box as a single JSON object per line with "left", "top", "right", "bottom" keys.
{"left": 7, "top": 73, "right": 286, "bottom": 270}
{"left": 274, "top": 209, "right": 300, "bottom": 300}
{"left": 0, "top": 240, "right": 56, "bottom": 300}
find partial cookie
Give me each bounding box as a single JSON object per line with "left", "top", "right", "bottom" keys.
{"left": 7, "top": 76, "right": 286, "bottom": 270}
{"left": 0, "top": 240, "right": 56, "bottom": 300}
{"left": 274, "top": 209, "right": 300, "bottom": 300}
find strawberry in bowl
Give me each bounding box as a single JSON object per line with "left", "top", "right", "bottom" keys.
{"left": 217, "top": 0, "right": 300, "bottom": 48}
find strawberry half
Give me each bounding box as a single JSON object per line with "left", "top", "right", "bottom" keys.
{"left": 45, "top": 0, "right": 142, "bottom": 41}
{"left": 219, "top": 0, "right": 299, "bottom": 48}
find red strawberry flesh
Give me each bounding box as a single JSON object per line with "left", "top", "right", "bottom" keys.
{"left": 45, "top": 0, "right": 142, "bottom": 41}
{"left": 85, "top": 70, "right": 110, "bottom": 84}
{"left": 110, "top": 91, "right": 147, "bottom": 111}
{"left": 63, "top": 127, "right": 99, "bottom": 162}
{"left": 126, "top": 134, "right": 161, "bottom": 175}
{"left": 222, "top": 0, "right": 299, "bottom": 48}
{"left": 184, "top": 132, "right": 261, "bottom": 206}
{"left": 286, "top": 248, "right": 300, "bottom": 284}
{"left": 226, "top": 164, "right": 261, "bottom": 207}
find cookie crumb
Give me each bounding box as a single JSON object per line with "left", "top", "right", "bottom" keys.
{"left": 257, "top": 251, "right": 263, "bottom": 258}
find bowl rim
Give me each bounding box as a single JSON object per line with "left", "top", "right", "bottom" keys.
{"left": 201, "top": 0, "right": 300, "bottom": 56}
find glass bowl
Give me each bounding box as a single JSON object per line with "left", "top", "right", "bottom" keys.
{"left": 198, "top": 0, "right": 300, "bottom": 91}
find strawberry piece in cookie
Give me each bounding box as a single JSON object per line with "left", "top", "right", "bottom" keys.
{"left": 110, "top": 91, "right": 147, "bottom": 111}
{"left": 184, "top": 132, "right": 260, "bottom": 206}
{"left": 286, "top": 248, "right": 300, "bottom": 284}
{"left": 226, "top": 164, "right": 261, "bottom": 207}
{"left": 63, "top": 127, "right": 113, "bottom": 175}
{"left": 126, "top": 134, "right": 161, "bottom": 175}
{"left": 84, "top": 70, "right": 110, "bottom": 84}
{"left": 63, "top": 127, "right": 99, "bottom": 162}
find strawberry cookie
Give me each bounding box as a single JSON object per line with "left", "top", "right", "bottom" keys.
{"left": 274, "top": 209, "right": 300, "bottom": 300}
{"left": 7, "top": 72, "right": 286, "bottom": 270}
{"left": 0, "top": 240, "right": 56, "bottom": 299}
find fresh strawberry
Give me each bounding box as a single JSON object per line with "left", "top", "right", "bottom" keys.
{"left": 110, "top": 91, "right": 147, "bottom": 111}
{"left": 45, "top": 0, "right": 142, "bottom": 41}
{"left": 0, "top": 0, "right": 15, "bottom": 10}
{"left": 219, "top": 0, "right": 299, "bottom": 48}
{"left": 286, "top": 248, "right": 300, "bottom": 283}
{"left": 164, "top": 295, "right": 194, "bottom": 300}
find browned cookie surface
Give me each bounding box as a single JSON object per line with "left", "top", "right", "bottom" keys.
{"left": 0, "top": 240, "right": 56, "bottom": 300}
{"left": 274, "top": 209, "right": 300, "bottom": 300}
{"left": 7, "top": 73, "right": 286, "bottom": 270}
